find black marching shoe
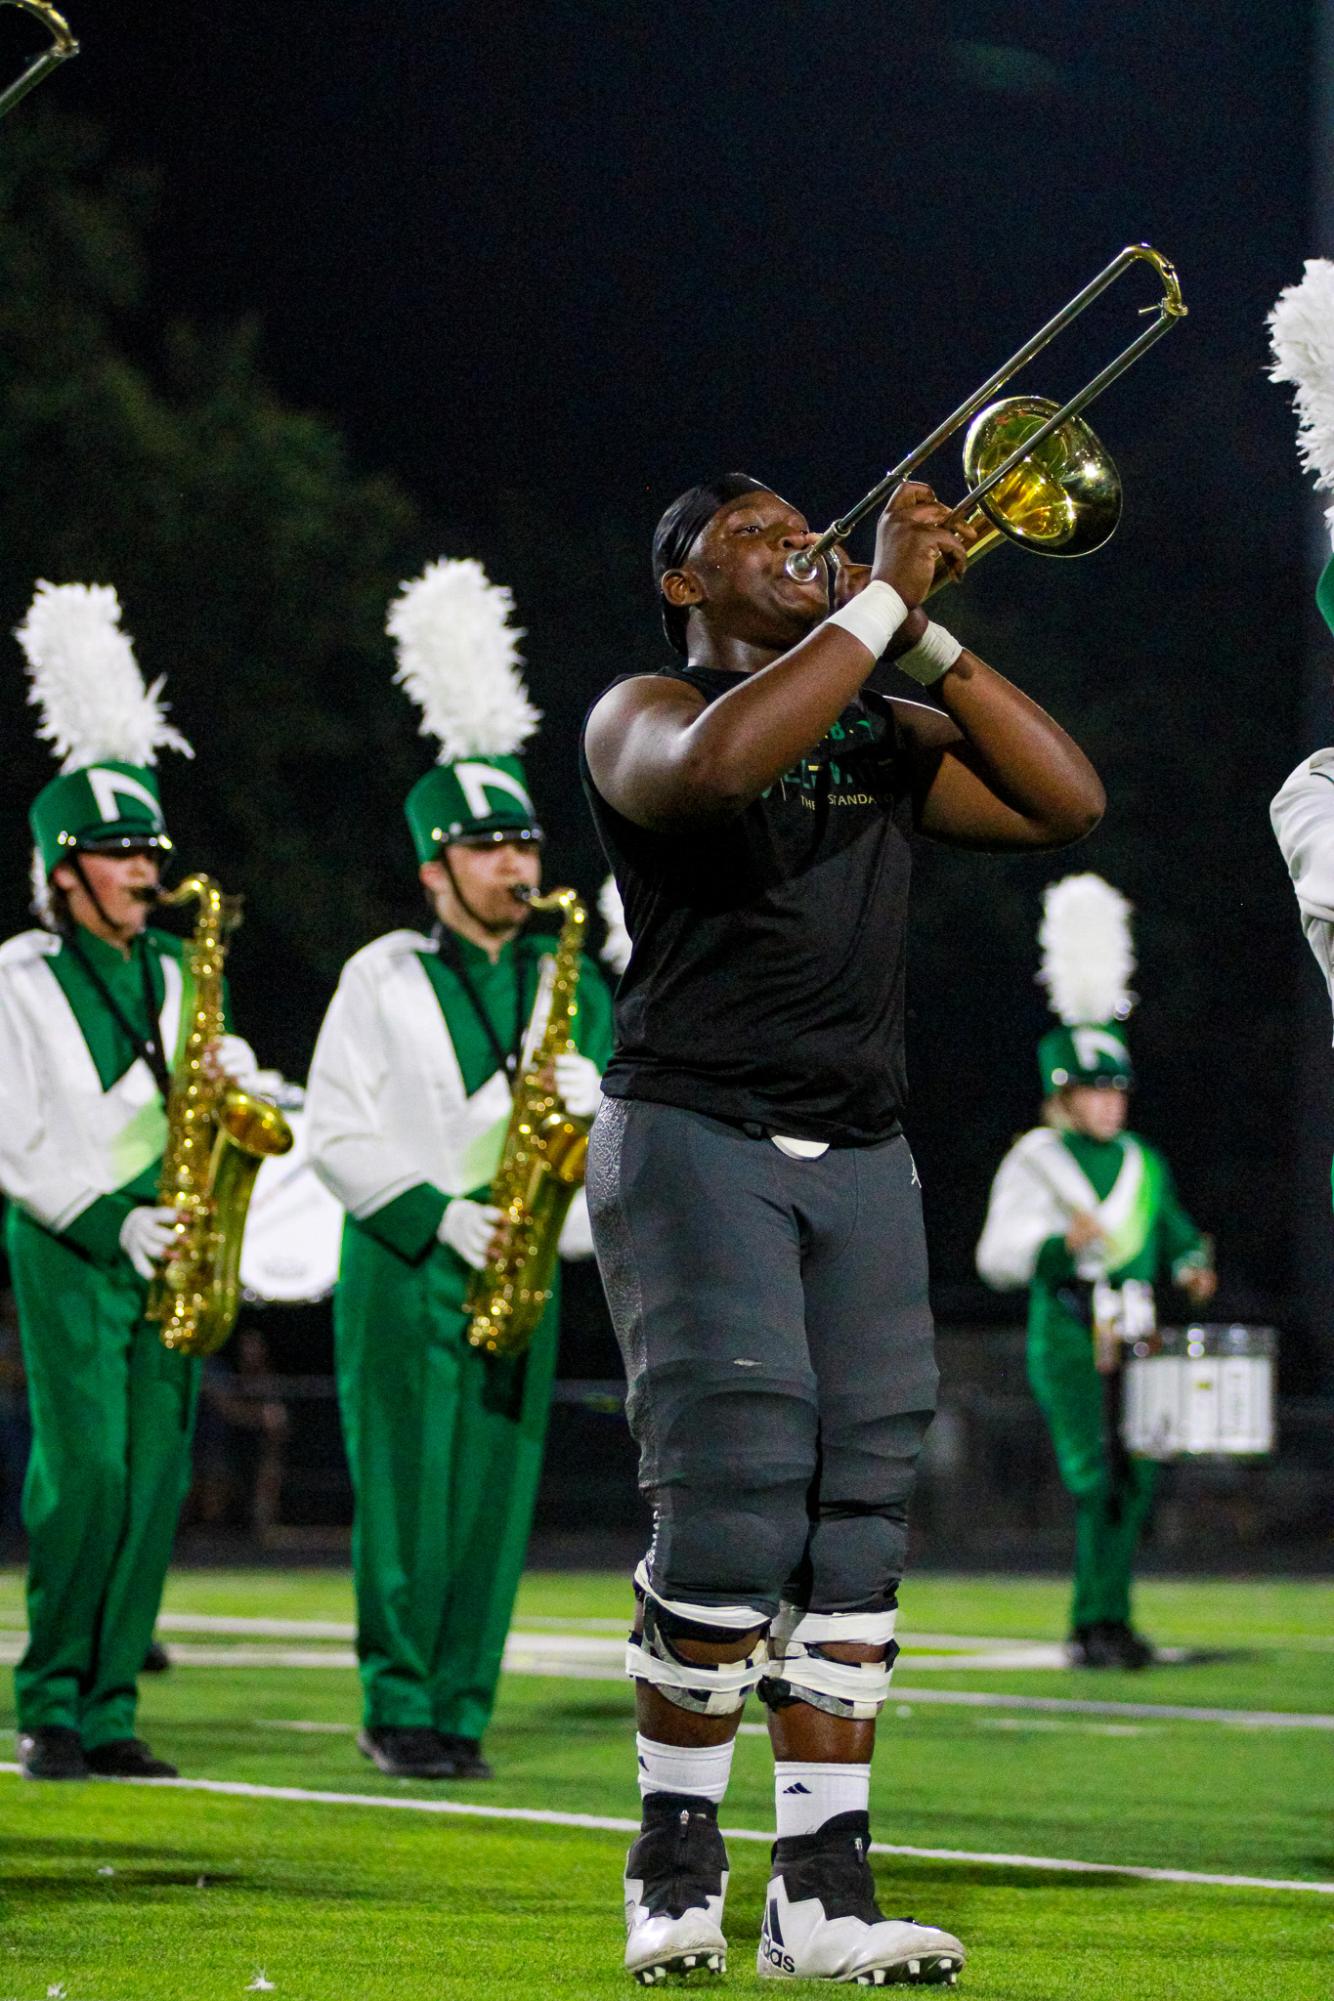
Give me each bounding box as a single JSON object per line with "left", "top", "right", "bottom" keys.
{"left": 356, "top": 1726, "right": 459, "bottom": 1778}
{"left": 85, "top": 1738, "right": 178, "bottom": 1778}
{"left": 1068, "top": 1621, "right": 1155, "bottom": 1671}
{"left": 18, "top": 1726, "right": 88, "bottom": 1781}
{"left": 437, "top": 1734, "right": 493, "bottom": 1780}
{"left": 623, "top": 1791, "right": 729, "bottom": 1985}
{"left": 759, "top": 1811, "right": 965, "bottom": 1985}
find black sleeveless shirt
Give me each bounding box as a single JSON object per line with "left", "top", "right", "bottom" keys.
{"left": 579, "top": 663, "right": 916, "bottom": 1145}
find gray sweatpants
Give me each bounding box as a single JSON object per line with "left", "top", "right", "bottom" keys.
{"left": 587, "top": 1097, "right": 938, "bottom": 1621}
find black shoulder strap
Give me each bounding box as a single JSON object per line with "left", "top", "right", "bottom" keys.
{"left": 63, "top": 929, "right": 171, "bottom": 1100}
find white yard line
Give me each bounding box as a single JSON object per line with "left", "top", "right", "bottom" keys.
{"left": 878, "top": 1689, "right": 1334, "bottom": 1729}
{"left": 0, "top": 1608, "right": 1064, "bottom": 1656}
{"left": 0, "top": 1630, "right": 1124, "bottom": 1674}
{"left": 157, "top": 1614, "right": 357, "bottom": 1640}
{"left": 2, "top": 1634, "right": 1328, "bottom": 1728}
{"left": 0, "top": 1765, "right": 1326, "bottom": 1897}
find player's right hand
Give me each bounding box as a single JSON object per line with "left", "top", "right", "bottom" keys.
{"left": 119, "top": 1204, "right": 182, "bottom": 1280}
{"left": 438, "top": 1197, "right": 507, "bottom": 1271}
{"left": 871, "top": 481, "right": 974, "bottom": 605}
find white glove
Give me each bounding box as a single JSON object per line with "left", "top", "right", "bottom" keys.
{"left": 557, "top": 1189, "right": 595, "bottom": 1262}
{"left": 119, "top": 1205, "right": 181, "bottom": 1280}
{"left": 206, "top": 1034, "right": 262, "bottom": 1088}
{"left": 438, "top": 1198, "right": 504, "bottom": 1271}
{"left": 553, "top": 1052, "right": 602, "bottom": 1119}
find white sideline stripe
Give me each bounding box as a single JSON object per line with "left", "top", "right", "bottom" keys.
{"left": 5, "top": 1607, "right": 1333, "bottom": 1651}
{"left": 0, "top": 1612, "right": 1065, "bottom": 1655}
{"left": 0, "top": 1633, "right": 1138, "bottom": 1674}
{"left": 747, "top": 1687, "right": 1334, "bottom": 1730}
{"left": 158, "top": 1615, "right": 357, "bottom": 1640}
{"left": 156, "top": 1615, "right": 1048, "bottom": 1652}
{"left": 0, "top": 1766, "right": 1326, "bottom": 1896}
{"left": 1, "top": 1636, "right": 1327, "bottom": 1729}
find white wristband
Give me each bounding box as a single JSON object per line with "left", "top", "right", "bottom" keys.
{"left": 824, "top": 580, "right": 909, "bottom": 660}
{"left": 895, "top": 620, "right": 963, "bottom": 687}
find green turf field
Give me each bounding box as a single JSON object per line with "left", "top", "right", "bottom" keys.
{"left": 1, "top": 1571, "right": 1330, "bottom": 2000}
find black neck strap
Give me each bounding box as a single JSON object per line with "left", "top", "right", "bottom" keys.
{"left": 63, "top": 925, "right": 171, "bottom": 1100}
{"left": 433, "top": 923, "right": 530, "bottom": 1085}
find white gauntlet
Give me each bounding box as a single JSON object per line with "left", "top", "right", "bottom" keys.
{"left": 554, "top": 1052, "right": 603, "bottom": 1119}
{"left": 119, "top": 1205, "right": 180, "bottom": 1280}
{"left": 206, "top": 1034, "right": 262, "bottom": 1088}
{"left": 438, "top": 1198, "right": 503, "bottom": 1271}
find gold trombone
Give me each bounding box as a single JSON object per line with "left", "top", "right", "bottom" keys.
{"left": 0, "top": 0, "right": 77, "bottom": 120}
{"left": 786, "top": 243, "right": 1186, "bottom": 586}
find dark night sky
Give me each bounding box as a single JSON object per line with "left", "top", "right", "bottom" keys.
{"left": 6, "top": 1, "right": 1333, "bottom": 1370}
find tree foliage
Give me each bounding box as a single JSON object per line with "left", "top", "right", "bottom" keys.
{"left": 0, "top": 111, "right": 429, "bottom": 1071}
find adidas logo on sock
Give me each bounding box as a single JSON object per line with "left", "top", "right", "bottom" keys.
{"left": 782, "top": 1781, "right": 812, "bottom": 1794}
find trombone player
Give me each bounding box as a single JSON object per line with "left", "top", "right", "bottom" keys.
{"left": 581, "top": 474, "right": 1104, "bottom": 1987}
{"left": 306, "top": 560, "right": 613, "bottom": 1782}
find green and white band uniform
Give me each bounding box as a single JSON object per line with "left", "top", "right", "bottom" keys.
{"left": 0, "top": 921, "right": 205, "bottom": 1749}
{"left": 976, "top": 878, "right": 1210, "bottom": 1642}
{"left": 305, "top": 558, "right": 613, "bottom": 1753}
{"left": 977, "top": 1112, "right": 1209, "bottom": 1630}
{"left": 1, "top": 582, "right": 237, "bottom": 1763}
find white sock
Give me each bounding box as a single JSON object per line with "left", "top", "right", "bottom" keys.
{"left": 636, "top": 1733, "right": 735, "bottom": 1806}
{"left": 774, "top": 1761, "right": 871, "bottom": 1839}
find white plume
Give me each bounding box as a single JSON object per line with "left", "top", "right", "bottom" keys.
{"left": 1037, "top": 874, "right": 1135, "bottom": 1026}
{"left": 1267, "top": 259, "right": 1334, "bottom": 536}
{"left": 598, "top": 873, "right": 632, "bottom": 976}
{"left": 16, "top": 580, "right": 193, "bottom": 771}
{"left": 387, "top": 557, "right": 540, "bottom": 762}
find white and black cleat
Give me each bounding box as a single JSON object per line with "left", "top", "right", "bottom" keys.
{"left": 624, "top": 1793, "right": 729, "bottom": 1985}
{"left": 757, "top": 1811, "right": 964, "bottom": 1985}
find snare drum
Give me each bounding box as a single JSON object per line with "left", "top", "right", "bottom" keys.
{"left": 1121, "top": 1324, "right": 1276, "bottom": 1461}
{"left": 240, "top": 1105, "right": 345, "bottom": 1305}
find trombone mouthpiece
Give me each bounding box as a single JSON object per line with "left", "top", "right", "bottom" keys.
{"left": 785, "top": 549, "right": 819, "bottom": 583}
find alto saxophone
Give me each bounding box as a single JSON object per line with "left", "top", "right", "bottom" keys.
{"left": 148, "top": 873, "right": 293, "bottom": 1357}
{"left": 465, "top": 886, "right": 590, "bottom": 1357}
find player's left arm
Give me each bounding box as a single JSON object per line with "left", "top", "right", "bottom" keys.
{"left": 887, "top": 651, "right": 1104, "bottom": 851}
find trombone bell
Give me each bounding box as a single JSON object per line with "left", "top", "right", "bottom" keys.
{"left": 787, "top": 243, "right": 1183, "bottom": 585}
{"left": 959, "top": 394, "right": 1122, "bottom": 560}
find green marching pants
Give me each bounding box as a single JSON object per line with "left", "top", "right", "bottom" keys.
{"left": 8, "top": 1207, "right": 199, "bottom": 1749}
{"left": 334, "top": 1218, "right": 559, "bottom": 1739}
{"left": 1027, "top": 1317, "right": 1157, "bottom": 1630}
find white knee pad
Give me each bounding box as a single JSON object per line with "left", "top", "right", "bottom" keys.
{"left": 626, "top": 1562, "right": 770, "bottom": 1717}
{"left": 759, "top": 1605, "right": 899, "bottom": 1720}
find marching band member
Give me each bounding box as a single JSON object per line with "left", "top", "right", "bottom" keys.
{"left": 1, "top": 583, "right": 257, "bottom": 1781}
{"left": 307, "top": 560, "right": 613, "bottom": 1782}
{"left": 1268, "top": 263, "right": 1334, "bottom": 1061}
{"left": 976, "top": 876, "right": 1215, "bottom": 1669}
{"left": 581, "top": 474, "right": 1103, "bottom": 1987}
